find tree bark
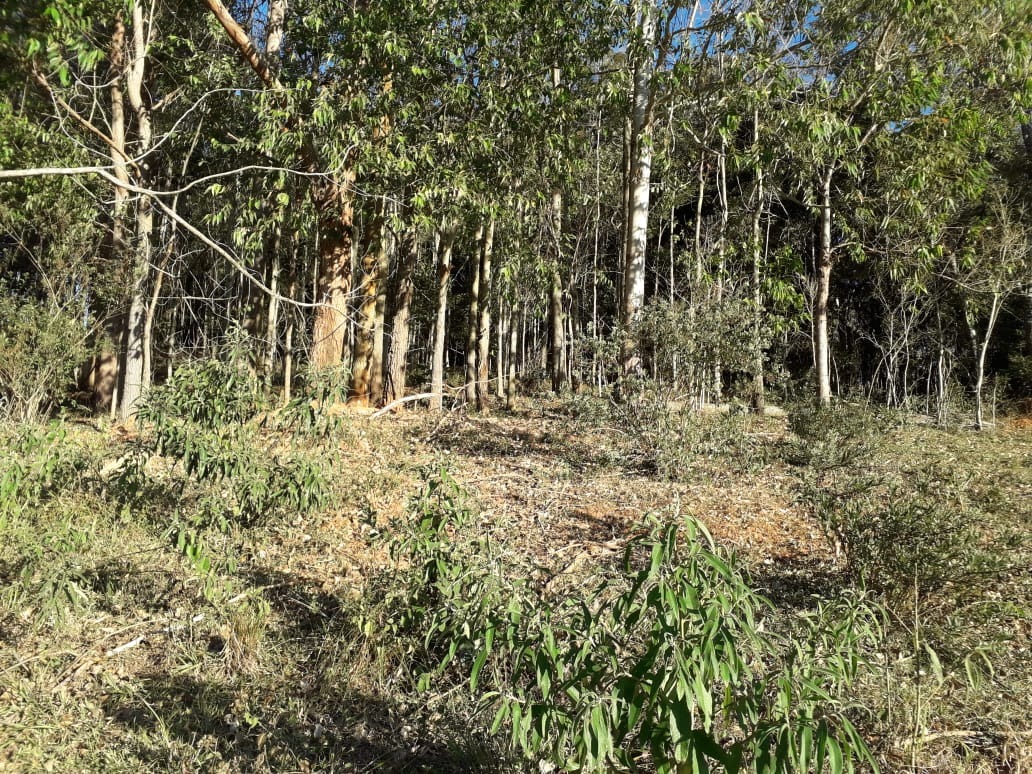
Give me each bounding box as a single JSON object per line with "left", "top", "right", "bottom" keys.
{"left": 119, "top": 1, "right": 154, "bottom": 420}
{"left": 619, "top": 0, "right": 658, "bottom": 378}
{"left": 815, "top": 168, "right": 834, "bottom": 406}
{"left": 351, "top": 199, "right": 388, "bottom": 405}
{"left": 383, "top": 229, "right": 419, "bottom": 406}
{"left": 310, "top": 175, "right": 355, "bottom": 370}
{"left": 548, "top": 188, "right": 566, "bottom": 393}
{"left": 750, "top": 111, "right": 765, "bottom": 414}
{"left": 476, "top": 217, "right": 495, "bottom": 410}
{"left": 506, "top": 304, "right": 518, "bottom": 410}
{"left": 464, "top": 222, "right": 484, "bottom": 405}
{"left": 430, "top": 220, "right": 456, "bottom": 411}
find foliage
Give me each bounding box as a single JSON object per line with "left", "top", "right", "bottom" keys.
{"left": 0, "top": 422, "right": 90, "bottom": 524}
{"left": 0, "top": 291, "right": 89, "bottom": 421}
{"left": 786, "top": 403, "right": 896, "bottom": 471}
{"left": 270, "top": 364, "right": 352, "bottom": 440}
{"left": 607, "top": 389, "right": 763, "bottom": 480}
{"left": 0, "top": 422, "right": 100, "bottom": 623}
{"left": 633, "top": 295, "right": 769, "bottom": 392}
{"left": 382, "top": 470, "right": 882, "bottom": 773}
{"left": 135, "top": 352, "right": 328, "bottom": 527}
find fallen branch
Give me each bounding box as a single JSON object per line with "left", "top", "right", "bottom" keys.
{"left": 105, "top": 635, "right": 146, "bottom": 657}
{"left": 370, "top": 392, "right": 435, "bottom": 418}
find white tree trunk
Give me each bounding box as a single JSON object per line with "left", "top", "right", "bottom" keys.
{"left": 619, "top": 0, "right": 658, "bottom": 377}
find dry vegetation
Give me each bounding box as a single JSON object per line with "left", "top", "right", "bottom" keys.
{"left": 1, "top": 395, "right": 1030, "bottom": 772}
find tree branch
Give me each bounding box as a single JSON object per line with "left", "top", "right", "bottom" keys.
{"left": 202, "top": 0, "right": 283, "bottom": 91}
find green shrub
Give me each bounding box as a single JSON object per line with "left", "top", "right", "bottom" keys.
{"left": 0, "top": 292, "right": 89, "bottom": 420}
{"left": 0, "top": 423, "right": 90, "bottom": 524}
{"left": 270, "top": 364, "right": 351, "bottom": 439}
{"left": 786, "top": 403, "right": 895, "bottom": 470}
{"left": 380, "top": 471, "right": 883, "bottom": 773}
{"left": 806, "top": 470, "right": 975, "bottom": 597}
{"left": 610, "top": 389, "right": 760, "bottom": 479}
{"left": 134, "top": 355, "right": 328, "bottom": 528}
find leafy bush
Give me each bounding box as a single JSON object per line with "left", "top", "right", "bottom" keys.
{"left": 0, "top": 292, "right": 89, "bottom": 420}
{"left": 270, "top": 364, "right": 351, "bottom": 439}
{"left": 609, "top": 389, "right": 760, "bottom": 479}
{"left": 632, "top": 296, "right": 767, "bottom": 393}
{"left": 804, "top": 470, "right": 975, "bottom": 597}
{"left": 134, "top": 354, "right": 328, "bottom": 527}
{"left": 379, "top": 471, "right": 882, "bottom": 773}
{"left": 786, "top": 403, "right": 895, "bottom": 470}
{"left": 0, "top": 423, "right": 90, "bottom": 524}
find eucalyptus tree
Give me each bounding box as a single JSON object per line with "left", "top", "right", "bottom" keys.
{"left": 0, "top": 0, "right": 208, "bottom": 417}
{"left": 774, "top": 0, "right": 989, "bottom": 405}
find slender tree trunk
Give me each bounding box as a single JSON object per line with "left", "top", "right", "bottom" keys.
{"left": 496, "top": 308, "right": 506, "bottom": 400}
{"left": 383, "top": 229, "right": 419, "bottom": 406}
{"left": 262, "top": 221, "right": 282, "bottom": 388}
{"left": 548, "top": 186, "right": 566, "bottom": 393}
{"left": 712, "top": 143, "right": 728, "bottom": 404}
{"left": 107, "top": 16, "right": 130, "bottom": 419}
{"left": 430, "top": 220, "right": 456, "bottom": 411}
{"left": 283, "top": 280, "right": 297, "bottom": 405}
{"left": 476, "top": 217, "right": 494, "bottom": 410}
{"left": 464, "top": 222, "right": 484, "bottom": 405}
{"left": 815, "top": 168, "right": 834, "bottom": 406}
{"left": 750, "top": 112, "right": 765, "bottom": 414}
{"left": 506, "top": 304, "right": 518, "bottom": 410}
{"left": 619, "top": 0, "right": 658, "bottom": 378}
{"left": 119, "top": 1, "right": 154, "bottom": 420}
{"left": 968, "top": 294, "right": 1003, "bottom": 430}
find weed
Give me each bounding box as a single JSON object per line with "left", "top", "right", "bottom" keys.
{"left": 384, "top": 471, "right": 883, "bottom": 773}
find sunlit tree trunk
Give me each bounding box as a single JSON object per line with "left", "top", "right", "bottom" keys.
{"left": 351, "top": 200, "right": 389, "bottom": 404}
{"left": 751, "top": 111, "right": 765, "bottom": 414}
{"left": 815, "top": 167, "right": 834, "bottom": 406}
{"left": 383, "top": 229, "right": 418, "bottom": 406}
{"left": 119, "top": 0, "right": 154, "bottom": 420}
{"left": 619, "top": 0, "right": 658, "bottom": 378}
{"left": 430, "top": 220, "right": 456, "bottom": 411}
{"left": 464, "top": 221, "right": 484, "bottom": 405}
{"left": 548, "top": 188, "right": 566, "bottom": 394}
{"left": 310, "top": 175, "right": 355, "bottom": 369}
{"left": 506, "top": 303, "right": 518, "bottom": 410}
{"left": 476, "top": 217, "right": 494, "bottom": 410}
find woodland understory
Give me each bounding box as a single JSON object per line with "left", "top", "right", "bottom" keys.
{"left": 2, "top": 0, "right": 1032, "bottom": 771}
{"left": 0, "top": 393, "right": 1030, "bottom": 773}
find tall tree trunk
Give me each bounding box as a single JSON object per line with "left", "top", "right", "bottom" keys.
{"left": 464, "top": 222, "right": 484, "bottom": 405}
{"left": 506, "top": 304, "right": 518, "bottom": 410}
{"left": 548, "top": 189, "right": 566, "bottom": 393}
{"left": 619, "top": 0, "right": 658, "bottom": 378}
{"left": 713, "top": 142, "right": 728, "bottom": 404}
{"left": 383, "top": 228, "right": 419, "bottom": 406}
{"left": 430, "top": 221, "right": 456, "bottom": 411}
{"left": 351, "top": 200, "right": 388, "bottom": 405}
{"left": 310, "top": 175, "right": 354, "bottom": 369}
{"left": 476, "top": 217, "right": 495, "bottom": 410}
{"left": 496, "top": 307, "right": 506, "bottom": 400}
{"left": 119, "top": 1, "right": 154, "bottom": 420}
{"left": 262, "top": 218, "right": 282, "bottom": 389}
{"left": 815, "top": 168, "right": 834, "bottom": 406}
{"left": 107, "top": 15, "right": 130, "bottom": 419}
{"left": 750, "top": 111, "right": 765, "bottom": 414}
{"left": 283, "top": 280, "right": 297, "bottom": 405}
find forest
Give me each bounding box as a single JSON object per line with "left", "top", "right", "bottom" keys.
{"left": 1, "top": 0, "right": 1031, "bottom": 771}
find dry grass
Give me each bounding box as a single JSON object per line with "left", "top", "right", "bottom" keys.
{"left": 0, "top": 400, "right": 1029, "bottom": 771}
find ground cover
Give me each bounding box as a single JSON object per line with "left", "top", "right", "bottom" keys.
{"left": 1, "top": 395, "right": 1029, "bottom": 772}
